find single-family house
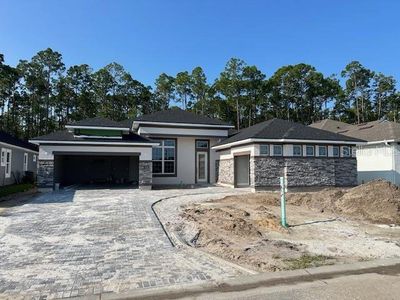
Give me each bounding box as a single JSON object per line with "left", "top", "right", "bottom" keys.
{"left": 0, "top": 131, "right": 39, "bottom": 186}
{"left": 310, "top": 119, "right": 400, "bottom": 185}
{"left": 30, "top": 110, "right": 365, "bottom": 190}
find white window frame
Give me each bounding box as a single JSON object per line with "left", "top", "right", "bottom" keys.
{"left": 5, "top": 149, "right": 12, "bottom": 178}
{"left": 1, "top": 148, "right": 6, "bottom": 166}
{"left": 33, "top": 154, "right": 37, "bottom": 162}
{"left": 293, "top": 145, "right": 302, "bottom": 157}
{"left": 318, "top": 145, "right": 327, "bottom": 157}
{"left": 332, "top": 146, "right": 340, "bottom": 157}
{"left": 306, "top": 145, "right": 315, "bottom": 157}
{"left": 23, "top": 153, "right": 28, "bottom": 171}
{"left": 272, "top": 144, "right": 283, "bottom": 156}
{"left": 260, "top": 144, "right": 270, "bottom": 156}
{"left": 342, "top": 146, "right": 351, "bottom": 157}
{"left": 152, "top": 139, "right": 176, "bottom": 175}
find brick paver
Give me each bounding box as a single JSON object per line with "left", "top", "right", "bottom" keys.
{"left": 0, "top": 187, "right": 245, "bottom": 299}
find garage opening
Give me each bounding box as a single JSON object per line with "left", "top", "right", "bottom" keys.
{"left": 54, "top": 153, "right": 139, "bottom": 187}
{"left": 234, "top": 155, "right": 250, "bottom": 187}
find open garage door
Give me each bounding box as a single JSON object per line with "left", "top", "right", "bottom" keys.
{"left": 54, "top": 153, "right": 139, "bottom": 187}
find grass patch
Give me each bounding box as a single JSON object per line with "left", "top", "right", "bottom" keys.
{"left": 284, "top": 254, "right": 332, "bottom": 270}
{"left": 0, "top": 184, "right": 35, "bottom": 198}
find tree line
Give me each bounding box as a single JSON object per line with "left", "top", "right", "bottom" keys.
{"left": 1, "top": 48, "right": 399, "bottom": 140}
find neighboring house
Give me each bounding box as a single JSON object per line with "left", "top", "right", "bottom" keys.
{"left": 0, "top": 131, "right": 39, "bottom": 186}
{"left": 213, "top": 118, "right": 364, "bottom": 189}
{"left": 30, "top": 110, "right": 364, "bottom": 190}
{"left": 310, "top": 119, "right": 400, "bottom": 185}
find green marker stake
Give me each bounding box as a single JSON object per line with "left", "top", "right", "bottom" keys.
{"left": 280, "top": 176, "right": 288, "bottom": 228}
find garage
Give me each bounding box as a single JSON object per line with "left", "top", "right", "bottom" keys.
{"left": 54, "top": 153, "right": 139, "bottom": 187}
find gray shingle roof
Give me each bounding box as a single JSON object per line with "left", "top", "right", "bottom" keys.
{"left": 0, "top": 131, "right": 38, "bottom": 152}
{"left": 310, "top": 119, "right": 400, "bottom": 142}
{"left": 135, "top": 109, "right": 233, "bottom": 127}
{"left": 216, "top": 118, "right": 365, "bottom": 147}
{"left": 67, "top": 117, "right": 133, "bottom": 129}
{"left": 31, "top": 130, "right": 154, "bottom": 144}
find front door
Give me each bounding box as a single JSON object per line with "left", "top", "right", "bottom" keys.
{"left": 196, "top": 151, "right": 208, "bottom": 183}
{"left": 234, "top": 155, "right": 250, "bottom": 187}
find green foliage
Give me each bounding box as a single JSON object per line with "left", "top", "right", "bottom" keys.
{"left": 0, "top": 49, "right": 399, "bottom": 140}
{"left": 0, "top": 184, "right": 35, "bottom": 198}
{"left": 283, "top": 254, "right": 333, "bottom": 270}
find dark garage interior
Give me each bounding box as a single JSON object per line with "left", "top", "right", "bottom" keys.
{"left": 54, "top": 153, "right": 139, "bottom": 187}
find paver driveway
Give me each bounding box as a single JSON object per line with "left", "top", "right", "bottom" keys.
{"left": 0, "top": 187, "right": 246, "bottom": 299}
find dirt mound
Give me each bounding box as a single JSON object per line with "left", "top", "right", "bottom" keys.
{"left": 336, "top": 180, "right": 400, "bottom": 224}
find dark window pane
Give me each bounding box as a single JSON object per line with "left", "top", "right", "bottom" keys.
{"left": 318, "top": 146, "right": 327, "bottom": 156}
{"left": 333, "top": 146, "right": 339, "bottom": 157}
{"left": 273, "top": 145, "right": 282, "bottom": 156}
{"left": 164, "top": 161, "right": 175, "bottom": 173}
{"left": 293, "top": 145, "right": 302, "bottom": 156}
{"left": 152, "top": 161, "right": 162, "bottom": 174}
{"left": 260, "top": 145, "right": 269, "bottom": 155}
{"left": 152, "top": 148, "right": 162, "bottom": 160}
{"left": 196, "top": 140, "right": 208, "bottom": 149}
{"left": 306, "top": 146, "right": 314, "bottom": 156}
{"left": 164, "top": 148, "right": 175, "bottom": 160}
{"left": 164, "top": 140, "right": 175, "bottom": 147}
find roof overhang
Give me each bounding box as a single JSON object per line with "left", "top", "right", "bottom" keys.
{"left": 65, "top": 125, "right": 130, "bottom": 131}
{"left": 365, "top": 139, "right": 396, "bottom": 145}
{"left": 133, "top": 121, "right": 234, "bottom": 129}
{"left": 212, "top": 138, "right": 367, "bottom": 150}
{"left": 0, "top": 141, "right": 38, "bottom": 153}
{"left": 29, "top": 140, "right": 160, "bottom": 147}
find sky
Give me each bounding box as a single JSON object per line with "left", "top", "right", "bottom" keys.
{"left": 1, "top": 0, "right": 399, "bottom": 87}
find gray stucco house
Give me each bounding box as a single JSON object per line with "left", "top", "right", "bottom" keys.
{"left": 0, "top": 131, "right": 39, "bottom": 186}
{"left": 30, "top": 110, "right": 365, "bottom": 190}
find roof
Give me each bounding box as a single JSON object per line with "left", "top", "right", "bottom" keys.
{"left": 309, "top": 119, "right": 353, "bottom": 133}
{"left": 0, "top": 131, "right": 38, "bottom": 152}
{"left": 66, "top": 117, "right": 133, "bottom": 129}
{"left": 310, "top": 119, "right": 400, "bottom": 142}
{"left": 214, "top": 118, "right": 365, "bottom": 148}
{"left": 134, "top": 109, "right": 233, "bottom": 127}
{"left": 30, "top": 130, "right": 155, "bottom": 144}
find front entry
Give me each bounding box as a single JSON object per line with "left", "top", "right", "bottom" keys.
{"left": 196, "top": 151, "right": 208, "bottom": 183}
{"left": 234, "top": 155, "right": 250, "bottom": 187}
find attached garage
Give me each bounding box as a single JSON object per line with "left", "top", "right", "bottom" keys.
{"left": 54, "top": 153, "right": 139, "bottom": 187}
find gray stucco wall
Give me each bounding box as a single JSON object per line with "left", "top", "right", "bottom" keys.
{"left": 0, "top": 145, "right": 37, "bottom": 186}
{"left": 253, "top": 157, "right": 357, "bottom": 188}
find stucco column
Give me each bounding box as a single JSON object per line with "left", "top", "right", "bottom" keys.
{"left": 38, "top": 160, "right": 54, "bottom": 189}
{"left": 139, "top": 160, "right": 152, "bottom": 190}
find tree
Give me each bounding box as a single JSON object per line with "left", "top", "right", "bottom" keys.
{"left": 153, "top": 73, "right": 175, "bottom": 110}
{"left": 215, "top": 58, "right": 246, "bottom": 129}
{"left": 341, "top": 61, "right": 374, "bottom": 124}
{"left": 242, "top": 65, "right": 266, "bottom": 126}
{"left": 190, "top": 67, "right": 209, "bottom": 113}
{"left": 372, "top": 73, "right": 396, "bottom": 119}
{"left": 175, "top": 71, "right": 192, "bottom": 109}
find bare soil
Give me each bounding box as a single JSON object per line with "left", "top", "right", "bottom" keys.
{"left": 178, "top": 180, "right": 400, "bottom": 272}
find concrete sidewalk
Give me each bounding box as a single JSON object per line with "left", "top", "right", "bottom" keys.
{"left": 83, "top": 258, "right": 400, "bottom": 300}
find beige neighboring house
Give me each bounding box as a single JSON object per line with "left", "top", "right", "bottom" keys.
{"left": 310, "top": 119, "right": 400, "bottom": 185}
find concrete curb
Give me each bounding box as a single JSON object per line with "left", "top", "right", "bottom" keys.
{"left": 70, "top": 258, "right": 400, "bottom": 300}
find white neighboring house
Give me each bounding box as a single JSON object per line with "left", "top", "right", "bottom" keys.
{"left": 310, "top": 119, "right": 400, "bottom": 185}
{"left": 0, "top": 131, "right": 39, "bottom": 186}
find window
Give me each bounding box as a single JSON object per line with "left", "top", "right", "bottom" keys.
{"left": 293, "top": 145, "right": 302, "bottom": 156}
{"left": 196, "top": 140, "right": 209, "bottom": 149}
{"left": 152, "top": 139, "right": 176, "bottom": 175}
{"left": 260, "top": 144, "right": 269, "bottom": 155}
{"left": 318, "top": 146, "right": 327, "bottom": 157}
{"left": 342, "top": 146, "right": 351, "bottom": 157}
{"left": 33, "top": 154, "right": 37, "bottom": 162}
{"left": 23, "top": 153, "right": 28, "bottom": 171}
{"left": 1, "top": 148, "right": 5, "bottom": 166}
{"left": 273, "top": 145, "right": 283, "bottom": 156}
{"left": 306, "top": 145, "right": 315, "bottom": 156}
{"left": 332, "top": 146, "right": 340, "bottom": 157}
{"left": 5, "top": 149, "right": 12, "bottom": 178}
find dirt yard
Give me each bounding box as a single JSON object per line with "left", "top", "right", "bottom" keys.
{"left": 175, "top": 180, "right": 400, "bottom": 272}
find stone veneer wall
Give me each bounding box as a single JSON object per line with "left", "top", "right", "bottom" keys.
{"left": 38, "top": 160, "right": 54, "bottom": 188}
{"left": 139, "top": 161, "right": 152, "bottom": 190}
{"left": 253, "top": 157, "right": 357, "bottom": 188}
{"left": 215, "top": 159, "right": 234, "bottom": 186}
